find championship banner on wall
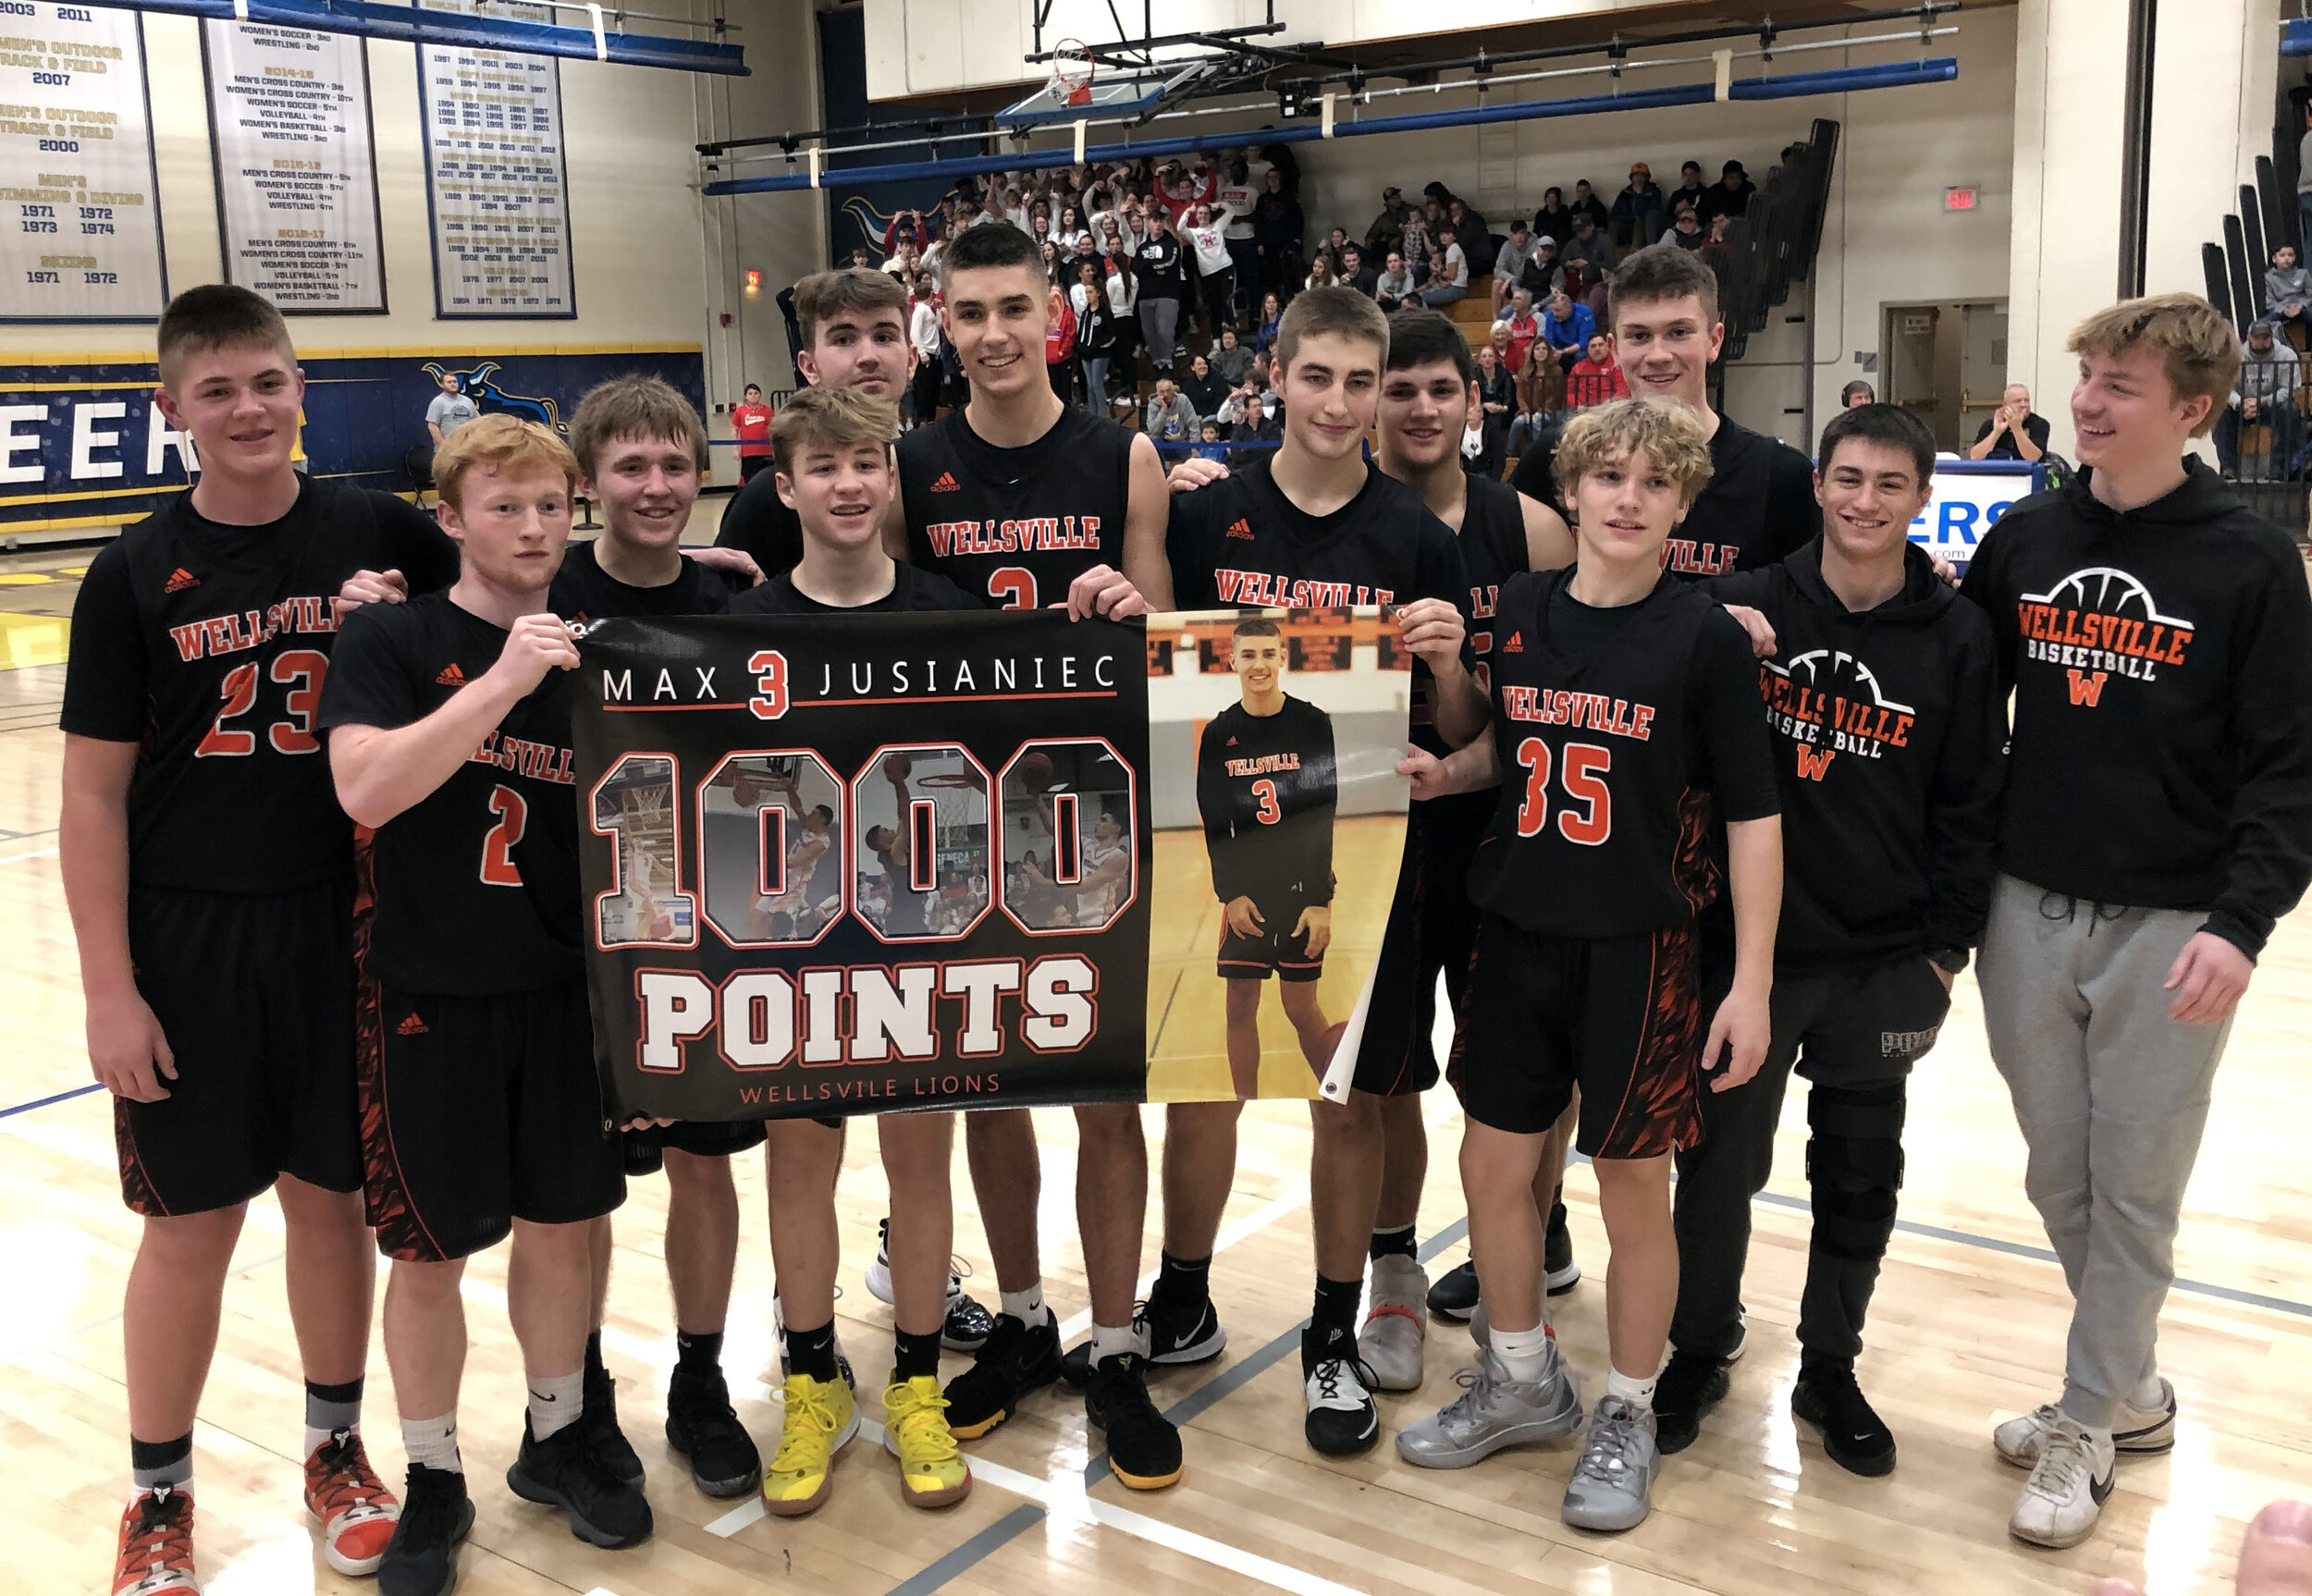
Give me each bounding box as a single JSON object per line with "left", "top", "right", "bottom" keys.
{"left": 0, "top": 3, "right": 166, "bottom": 322}
{"left": 203, "top": 21, "right": 386, "bottom": 313}
{"left": 575, "top": 608, "right": 1413, "bottom": 1123}
{"left": 417, "top": 0, "right": 573, "bottom": 317}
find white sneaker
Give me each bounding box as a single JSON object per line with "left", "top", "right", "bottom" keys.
{"left": 2009, "top": 1416, "right": 2115, "bottom": 1550}
{"left": 1994, "top": 1380, "right": 2176, "bottom": 1467}
{"left": 1358, "top": 1256, "right": 1428, "bottom": 1392}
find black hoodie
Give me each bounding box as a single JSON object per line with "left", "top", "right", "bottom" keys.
{"left": 1713, "top": 539, "right": 2005, "bottom": 973}
{"left": 1957, "top": 459, "right": 2312, "bottom": 957}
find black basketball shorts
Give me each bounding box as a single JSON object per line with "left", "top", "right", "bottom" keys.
{"left": 1215, "top": 891, "right": 1326, "bottom": 983}
{"left": 116, "top": 882, "right": 363, "bottom": 1217}
{"left": 1350, "top": 793, "right": 1490, "bottom": 1097}
{"left": 622, "top": 1117, "right": 769, "bottom": 1176}
{"left": 358, "top": 976, "right": 624, "bottom": 1262}
{"left": 1451, "top": 913, "right": 1705, "bottom": 1159}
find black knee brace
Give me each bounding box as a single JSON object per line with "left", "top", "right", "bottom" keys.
{"left": 1805, "top": 1083, "right": 1906, "bottom": 1264}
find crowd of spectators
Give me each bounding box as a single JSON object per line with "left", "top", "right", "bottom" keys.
{"left": 852, "top": 141, "right": 1768, "bottom": 473}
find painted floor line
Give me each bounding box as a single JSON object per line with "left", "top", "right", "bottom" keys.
{"left": 0, "top": 1081, "right": 102, "bottom": 1119}
{"left": 0, "top": 845, "right": 58, "bottom": 866}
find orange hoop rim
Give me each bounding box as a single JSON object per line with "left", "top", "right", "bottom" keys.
{"left": 1050, "top": 38, "right": 1095, "bottom": 104}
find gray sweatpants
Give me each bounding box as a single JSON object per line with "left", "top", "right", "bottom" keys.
{"left": 1976, "top": 873, "right": 2232, "bottom": 1430}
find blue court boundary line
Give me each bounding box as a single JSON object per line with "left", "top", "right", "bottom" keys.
{"left": 0, "top": 1082, "right": 101, "bottom": 1119}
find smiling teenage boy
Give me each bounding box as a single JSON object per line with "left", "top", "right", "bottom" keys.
{"left": 1659, "top": 404, "right": 2005, "bottom": 1472}
{"left": 320, "top": 416, "right": 648, "bottom": 1594}
{"left": 1958, "top": 295, "right": 2312, "bottom": 1551}
{"left": 884, "top": 220, "right": 1181, "bottom": 1491}
{"left": 64, "top": 285, "right": 456, "bottom": 1596}
{"left": 1159, "top": 289, "right": 1488, "bottom": 1456}
{"left": 1395, "top": 399, "right": 1781, "bottom": 1534}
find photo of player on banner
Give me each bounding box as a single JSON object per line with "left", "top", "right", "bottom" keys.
{"left": 1144, "top": 608, "right": 1413, "bottom": 1103}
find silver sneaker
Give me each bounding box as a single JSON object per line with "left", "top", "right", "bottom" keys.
{"left": 1358, "top": 1255, "right": 1428, "bottom": 1392}
{"left": 2009, "top": 1415, "right": 2115, "bottom": 1550}
{"left": 1395, "top": 1345, "right": 1582, "bottom": 1469}
{"left": 1995, "top": 1380, "right": 2176, "bottom": 1467}
{"left": 1560, "top": 1394, "right": 1662, "bottom": 1532}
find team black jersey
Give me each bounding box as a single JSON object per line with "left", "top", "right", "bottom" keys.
{"left": 712, "top": 469, "right": 806, "bottom": 578}
{"left": 727, "top": 562, "right": 980, "bottom": 617}
{"left": 1436, "top": 474, "right": 1532, "bottom": 760}
{"left": 60, "top": 478, "right": 457, "bottom": 895}
{"left": 900, "top": 406, "right": 1136, "bottom": 610}
{"left": 1510, "top": 413, "right": 1814, "bottom": 578}
{"left": 1469, "top": 569, "right": 1780, "bottom": 939}
{"left": 549, "top": 540, "right": 749, "bottom": 623}
{"left": 1196, "top": 695, "right": 1337, "bottom": 911}
{"left": 317, "top": 594, "right": 581, "bottom": 996}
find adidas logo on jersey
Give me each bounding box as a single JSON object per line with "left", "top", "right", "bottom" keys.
{"left": 163, "top": 567, "right": 200, "bottom": 593}
{"left": 1500, "top": 632, "right": 1525, "bottom": 654}
{"left": 1225, "top": 735, "right": 1239, "bottom": 745}
{"left": 397, "top": 1013, "right": 429, "bottom": 1036}
{"left": 929, "top": 471, "right": 962, "bottom": 492}
{"left": 436, "top": 664, "right": 468, "bottom": 687}
{"left": 1225, "top": 518, "right": 1254, "bottom": 540}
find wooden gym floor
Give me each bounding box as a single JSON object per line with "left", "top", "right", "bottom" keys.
{"left": 1, "top": 546, "right": 2307, "bottom": 1595}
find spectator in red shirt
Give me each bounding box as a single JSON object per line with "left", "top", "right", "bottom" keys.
{"left": 1501, "top": 286, "right": 1542, "bottom": 375}
{"left": 1568, "top": 332, "right": 1630, "bottom": 407}
{"left": 731, "top": 382, "right": 773, "bottom": 481}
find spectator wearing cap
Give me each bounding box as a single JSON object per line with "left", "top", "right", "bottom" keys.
{"left": 1668, "top": 160, "right": 1708, "bottom": 221}
{"left": 1841, "top": 379, "right": 1876, "bottom": 410}
{"left": 1366, "top": 185, "right": 1408, "bottom": 264}
{"left": 1492, "top": 218, "right": 1539, "bottom": 313}
{"left": 1531, "top": 187, "right": 1574, "bottom": 248}
{"left": 1668, "top": 204, "right": 1706, "bottom": 252}
{"left": 2219, "top": 321, "right": 2302, "bottom": 481}
{"left": 1698, "top": 159, "right": 1756, "bottom": 226}
{"left": 1519, "top": 233, "right": 1564, "bottom": 299}
{"left": 1968, "top": 381, "right": 2050, "bottom": 462}
{"left": 2266, "top": 242, "right": 2312, "bottom": 334}
{"left": 1568, "top": 178, "right": 1610, "bottom": 234}
{"left": 1610, "top": 163, "right": 1666, "bottom": 249}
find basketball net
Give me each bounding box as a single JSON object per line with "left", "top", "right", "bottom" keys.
{"left": 1051, "top": 39, "right": 1094, "bottom": 108}
{"left": 916, "top": 772, "right": 983, "bottom": 860}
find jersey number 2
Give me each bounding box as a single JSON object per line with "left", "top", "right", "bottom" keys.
{"left": 480, "top": 785, "right": 527, "bottom": 886}
{"left": 1514, "top": 739, "right": 1612, "bottom": 845}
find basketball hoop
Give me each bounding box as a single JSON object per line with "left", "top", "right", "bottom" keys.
{"left": 914, "top": 771, "right": 985, "bottom": 862}
{"left": 1050, "top": 39, "right": 1096, "bottom": 109}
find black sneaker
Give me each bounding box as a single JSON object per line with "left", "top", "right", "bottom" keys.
{"left": 1545, "top": 1195, "right": 1581, "bottom": 1295}
{"left": 584, "top": 1355, "right": 645, "bottom": 1487}
{"left": 942, "top": 1308, "right": 1062, "bottom": 1440}
{"left": 1058, "top": 1295, "right": 1228, "bottom": 1388}
{"left": 1301, "top": 1324, "right": 1381, "bottom": 1456}
{"left": 506, "top": 1415, "right": 655, "bottom": 1549}
{"left": 1790, "top": 1355, "right": 1897, "bottom": 1477}
{"left": 664, "top": 1366, "right": 763, "bottom": 1498}
{"left": 1085, "top": 1351, "right": 1183, "bottom": 1490}
{"left": 1653, "top": 1346, "right": 1734, "bottom": 1455}
{"left": 1426, "top": 1259, "right": 1479, "bottom": 1321}
{"left": 864, "top": 1219, "right": 998, "bottom": 1352}
{"left": 377, "top": 1464, "right": 473, "bottom": 1596}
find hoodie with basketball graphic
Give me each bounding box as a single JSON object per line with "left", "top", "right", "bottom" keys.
{"left": 1957, "top": 459, "right": 2312, "bottom": 957}
{"left": 1709, "top": 538, "right": 2005, "bottom": 974}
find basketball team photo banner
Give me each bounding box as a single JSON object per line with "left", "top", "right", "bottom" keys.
{"left": 572, "top": 607, "right": 1414, "bottom": 1121}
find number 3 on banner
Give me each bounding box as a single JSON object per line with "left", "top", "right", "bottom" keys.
{"left": 748, "top": 650, "right": 788, "bottom": 719}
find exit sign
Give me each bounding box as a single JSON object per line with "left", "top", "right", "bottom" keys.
{"left": 1944, "top": 185, "right": 1979, "bottom": 212}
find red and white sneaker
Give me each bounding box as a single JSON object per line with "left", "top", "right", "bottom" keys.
{"left": 303, "top": 1429, "right": 400, "bottom": 1576}
{"left": 114, "top": 1483, "right": 198, "bottom": 1596}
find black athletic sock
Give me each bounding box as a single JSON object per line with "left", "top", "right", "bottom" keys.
{"left": 675, "top": 1330, "right": 724, "bottom": 1378}
{"left": 786, "top": 1320, "right": 841, "bottom": 1383}
{"left": 893, "top": 1327, "right": 943, "bottom": 1382}
{"left": 1369, "top": 1224, "right": 1418, "bottom": 1263}
{"left": 130, "top": 1432, "right": 193, "bottom": 1493}
{"left": 1152, "top": 1251, "right": 1211, "bottom": 1316}
{"left": 584, "top": 1329, "right": 607, "bottom": 1377}
{"left": 1310, "top": 1273, "right": 1361, "bottom": 1340}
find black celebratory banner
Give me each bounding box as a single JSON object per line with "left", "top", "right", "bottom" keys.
{"left": 573, "top": 609, "right": 1150, "bottom": 1122}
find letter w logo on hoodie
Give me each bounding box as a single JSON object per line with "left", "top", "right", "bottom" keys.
{"left": 2066, "top": 669, "right": 2109, "bottom": 706}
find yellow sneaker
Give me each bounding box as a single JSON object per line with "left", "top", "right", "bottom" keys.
{"left": 882, "top": 1374, "right": 974, "bottom": 1508}
{"left": 761, "top": 1372, "right": 857, "bottom": 1516}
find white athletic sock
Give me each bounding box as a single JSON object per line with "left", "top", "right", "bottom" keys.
{"left": 400, "top": 1414, "right": 462, "bottom": 1474}
{"left": 2129, "top": 1370, "right": 2167, "bottom": 1411}
{"left": 1605, "top": 1368, "right": 1658, "bottom": 1413}
{"left": 526, "top": 1369, "right": 585, "bottom": 1442}
{"left": 1001, "top": 1283, "right": 1047, "bottom": 1325}
{"left": 1492, "top": 1323, "right": 1556, "bottom": 1385}
{"left": 1090, "top": 1320, "right": 1145, "bottom": 1364}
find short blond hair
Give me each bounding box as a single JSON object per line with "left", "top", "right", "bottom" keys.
{"left": 770, "top": 385, "right": 897, "bottom": 475}
{"left": 1554, "top": 399, "right": 1715, "bottom": 500}
{"left": 2066, "top": 293, "right": 2238, "bottom": 437}
{"left": 432, "top": 413, "right": 580, "bottom": 511}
